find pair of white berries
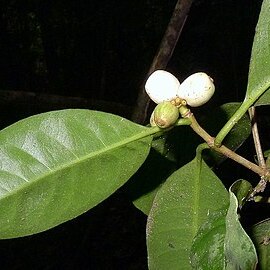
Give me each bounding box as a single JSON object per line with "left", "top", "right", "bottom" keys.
{"left": 145, "top": 70, "right": 215, "bottom": 107}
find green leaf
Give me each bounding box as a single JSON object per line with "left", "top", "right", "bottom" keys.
{"left": 251, "top": 219, "right": 270, "bottom": 270}
{"left": 224, "top": 181, "right": 258, "bottom": 269}
{"left": 246, "top": 0, "right": 270, "bottom": 105}
{"left": 146, "top": 155, "right": 228, "bottom": 269}
{"left": 190, "top": 208, "right": 228, "bottom": 270}
{"left": 230, "top": 179, "right": 253, "bottom": 208}
{"left": 0, "top": 109, "right": 153, "bottom": 239}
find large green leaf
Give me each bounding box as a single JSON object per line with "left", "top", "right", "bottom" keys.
{"left": 224, "top": 181, "right": 258, "bottom": 269}
{"left": 251, "top": 219, "right": 270, "bottom": 270}
{"left": 0, "top": 109, "right": 153, "bottom": 239}
{"left": 246, "top": 0, "right": 270, "bottom": 105}
{"left": 146, "top": 153, "right": 228, "bottom": 269}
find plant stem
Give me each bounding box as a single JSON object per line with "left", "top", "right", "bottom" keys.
{"left": 214, "top": 97, "right": 254, "bottom": 147}
{"left": 248, "top": 106, "right": 266, "bottom": 168}
{"left": 139, "top": 118, "right": 191, "bottom": 139}
{"left": 183, "top": 110, "right": 269, "bottom": 178}
{"left": 215, "top": 82, "right": 270, "bottom": 147}
{"left": 175, "top": 118, "right": 192, "bottom": 126}
{"left": 249, "top": 177, "right": 268, "bottom": 198}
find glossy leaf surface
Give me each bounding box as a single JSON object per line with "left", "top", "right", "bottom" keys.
{"left": 0, "top": 109, "right": 153, "bottom": 238}
{"left": 246, "top": 0, "right": 270, "bottom": 105}
{"left": 224, "top": 181, "right": 258, "bottom": 269}
{"left": 146, "top": 155, "right": 228, "bottom": 269}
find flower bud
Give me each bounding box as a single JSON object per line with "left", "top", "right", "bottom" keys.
{"left": 153, "top": 101, "right": 179, "bottom": 128}
{"left": 177, "top": 72, "right": 215, "bottom": 107}
{"left": 145, "top": 70, "right": 180, "bottom": 104}
{"left": 150, "top": 111, "right": 157, "bottom": 127}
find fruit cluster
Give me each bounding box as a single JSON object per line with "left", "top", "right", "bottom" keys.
{"left": 145, "top": 70, "right": 215, "bottom": 128}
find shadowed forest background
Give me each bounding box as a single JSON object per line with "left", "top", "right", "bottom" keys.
{"left": 0, "top": 0, "right": 264, "bottom": 269}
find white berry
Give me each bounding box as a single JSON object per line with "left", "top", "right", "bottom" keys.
{"left": 177, "top": 72, "right": 215, "bottom": 107}
{"left": 145, "top": 70, "right": 180, "bottom": 104}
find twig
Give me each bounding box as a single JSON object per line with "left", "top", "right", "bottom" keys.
{"left": 248, "top": 106, "right": 266, "bottom": 168}
{"left": 132, "top": 0, "right": 193, "bottom": 124}
{"left": 180, "top": 108, "right": 269, "bottom": 178}
{"left": 249, "top": 177, "right": 268, "bottom": 198}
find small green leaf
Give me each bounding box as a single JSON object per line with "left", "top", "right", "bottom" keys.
{"left": 246, "top": 0, "right": 270, "bottom": 105}
{"left": 146, "top": 155, "right": 228, "bottom": 269}
{"left": 230, "top": 179, "right": 253, "bottom": 208}
{"left": 251, "top": 219, "right": 270, "bottom": 270}
{"left": 0, "top": 109, "right": 153, "bottom": 238}
{"left": 191, "top": 207, "right": 228, "bottom": 270}
{"left": 224, "top": 181, "right": 258, "bottom": 269}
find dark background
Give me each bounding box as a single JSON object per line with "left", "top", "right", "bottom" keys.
{"left": 0, "top": 0, "right": 264, "bottom": 269}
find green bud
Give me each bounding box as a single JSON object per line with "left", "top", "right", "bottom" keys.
{"left": 153, "top": 101, "right": 179, "bottom": 128}
{"left": 150, "top": 111, "right": 157, "bottom": 127}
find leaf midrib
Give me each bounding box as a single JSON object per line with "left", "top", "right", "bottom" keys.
{"left": 0, "top": 126, "right": 158, "bottom": 200}
{"left": 192, "top": 158, "right": 201, "bottom": 238}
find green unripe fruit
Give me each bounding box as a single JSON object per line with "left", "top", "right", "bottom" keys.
{"left": 153, "top": 101, "right": 179, "bottom": 128}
